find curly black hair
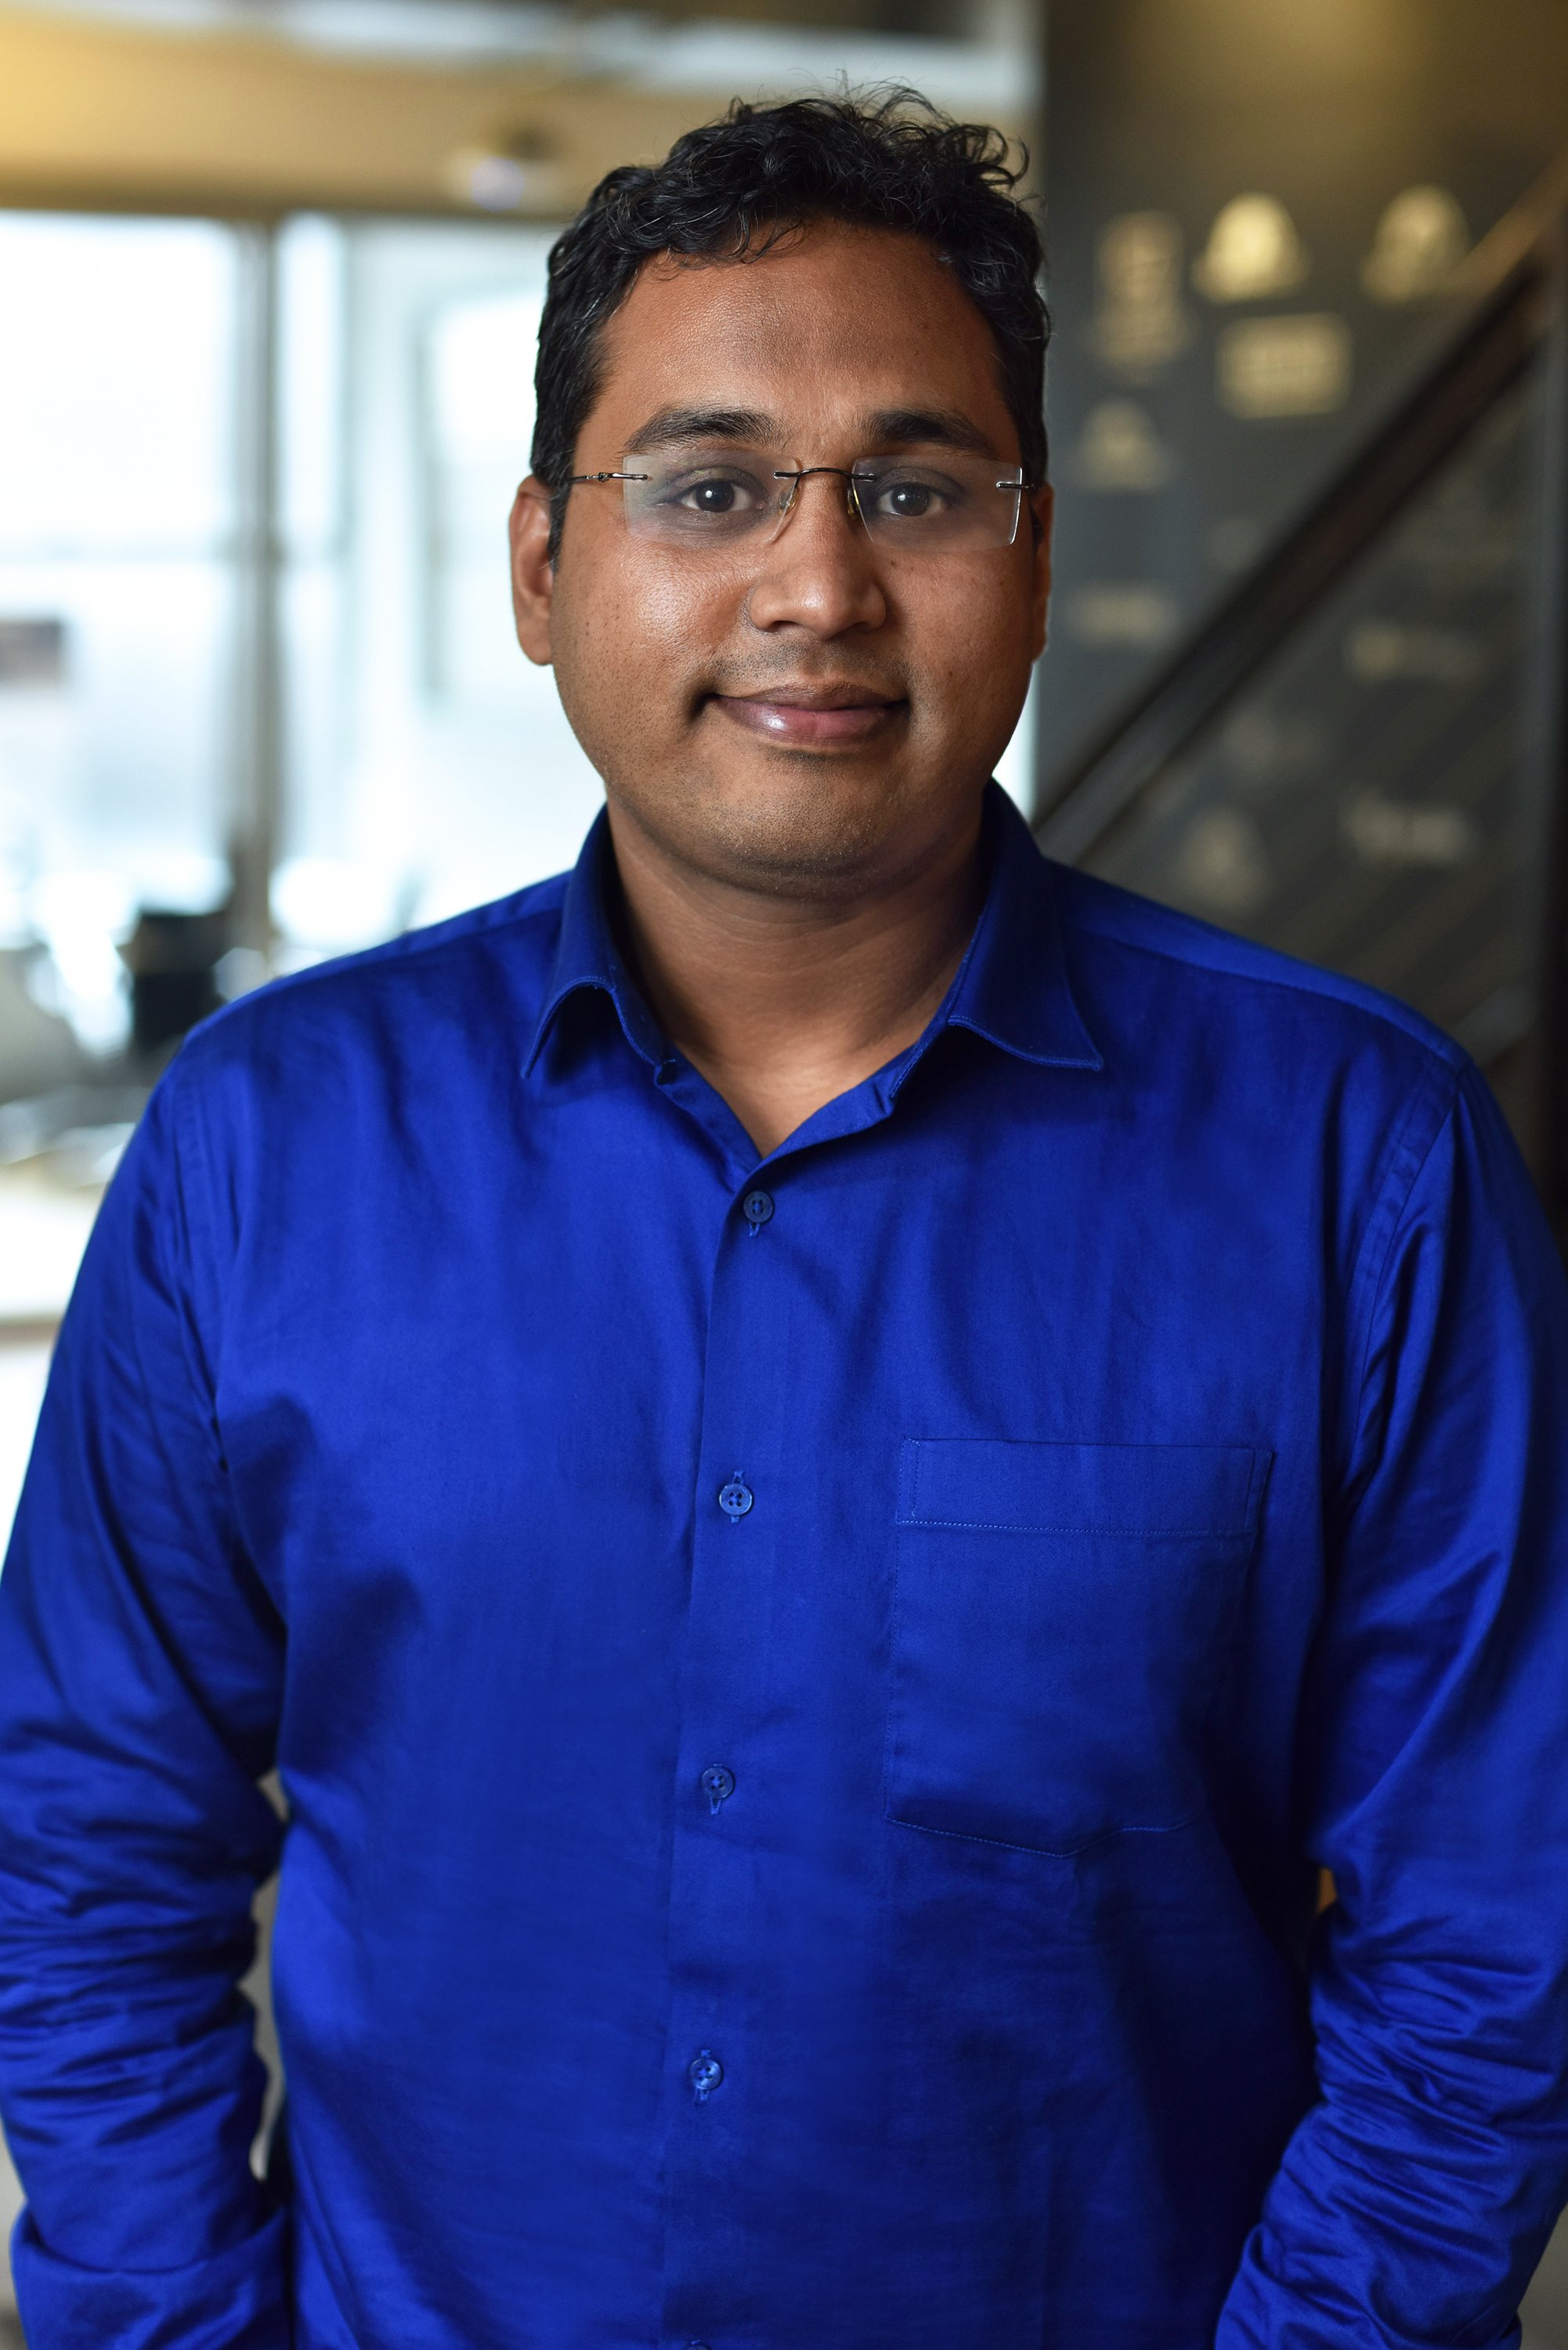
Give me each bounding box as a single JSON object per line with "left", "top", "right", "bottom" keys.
{"left": 530, "top": 89, "right": 1048, "bottom": 556}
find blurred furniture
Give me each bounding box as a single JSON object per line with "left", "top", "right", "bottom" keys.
{"left": 121, "top": 907, "right": 226, "bottom": 1060}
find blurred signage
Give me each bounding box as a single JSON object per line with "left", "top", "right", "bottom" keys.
{"left": 1089, "top": 212, "right": 1191, "bottom": 380}
{"left": 1070, "top": 400, "right": 1173, "bottom": 490}
{"left": 1062, "top": 581, "right": 1180, "bottom": 649}
{"left": 1216, "top": 315, "right": 1353, "bottom": 418}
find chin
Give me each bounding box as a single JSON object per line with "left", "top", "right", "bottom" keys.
{"left": 685, "top": 758, "right": 926, "bottom": 893}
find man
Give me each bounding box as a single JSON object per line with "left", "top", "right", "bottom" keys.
{"left": 2, "top": 89, "right": 1567, "bottom": 2350}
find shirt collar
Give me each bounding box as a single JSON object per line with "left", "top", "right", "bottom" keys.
{"left": 524, "top": 808, "right": 667, "bottom": 1077}
{"left": 943, "top": 783, "right": 1104, "bottom": 1072}
{"left": 525, "top": 781, "right": 1103, "bottom": 1081}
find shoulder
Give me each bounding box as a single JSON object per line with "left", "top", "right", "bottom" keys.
{"left": 1044, "top": 861, "right": 1477, "bottom": 1255}
{"left": 172, "top": 870, "right": 570, "bottom": 1095}
{"left": 143, "top": 871, "right": 573, "bottom": 1267}
{"left": 1050, "top": 859, "right": 1466, "bottom": 1083}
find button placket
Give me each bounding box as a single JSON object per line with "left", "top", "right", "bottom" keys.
{"left": 663, "top": 1177, "right": 793, "bottom": 2350}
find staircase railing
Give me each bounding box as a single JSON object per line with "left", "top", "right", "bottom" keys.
{"left": 1034, "top": 154, "right": 1568, "bottom": 1235}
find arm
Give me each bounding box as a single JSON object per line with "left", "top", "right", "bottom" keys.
{"left": 1219, "top": 1065, "right": 1568, "bottom": 2349}
{"left": 0, "top": 1068, "right": 289, "bottom": 2348}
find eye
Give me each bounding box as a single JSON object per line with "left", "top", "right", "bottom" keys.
{"left": 659, "top": 466, "right": 771, "bottom": 519}
{"left": 881, "top": 479, "right": 937, "bottom": 519}
{"left": 683, "top": 477, "right": 742, "bottom": 514}
{"left": 860, "top": 469, "right": 962, "bottom": 523}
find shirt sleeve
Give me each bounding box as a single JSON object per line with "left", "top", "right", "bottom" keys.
{"left": 1217, "top": 1062, "right": 1568, "bottom": 2350}
{"left": 0, "top": 1064, "right": 290, "bottom": 2350}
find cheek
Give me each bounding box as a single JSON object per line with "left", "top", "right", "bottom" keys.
{"left": 555, "top": 559, "right": 736, "bottom": 714}
{"left": 901, "top": 569, "right": 1032, "bottom": 720}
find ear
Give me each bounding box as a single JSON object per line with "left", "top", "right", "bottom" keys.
{"left": 509, "top": 476, "right": 557, "bottom": 666}
{"left": 1028, "top": 482, "right": 1054, "bottom": 661}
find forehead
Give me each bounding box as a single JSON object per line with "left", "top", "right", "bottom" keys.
{"left": 586, "top": 219, "right": 1016, "bottom": 450}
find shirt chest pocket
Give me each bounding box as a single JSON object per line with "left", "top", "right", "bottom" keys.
{"left": 885, "top": 1437, "right": 1271, "bottom": 1856}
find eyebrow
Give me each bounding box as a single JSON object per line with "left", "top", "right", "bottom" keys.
{"left": 862, "top": 408, "right": 1000, "bottom": 457}
{"left": 624, "top": 406, "right": 779, "bottom": 453}
{"left": 621, "top": 403, "right": 1003, "bottom": 459}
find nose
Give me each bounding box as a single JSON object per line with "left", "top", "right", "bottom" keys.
{"left": 744, "top": 471, "right": 887, "bottom": 639}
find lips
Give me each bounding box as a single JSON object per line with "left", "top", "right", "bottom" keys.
{"left": 709, "top": 683, "right": 905, "bottom": 747}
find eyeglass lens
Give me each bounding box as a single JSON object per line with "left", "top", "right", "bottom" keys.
{"left": 618, "top": 450, "right": 1025, "bottom": 551}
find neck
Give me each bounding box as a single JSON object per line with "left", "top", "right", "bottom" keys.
{"left": 605, "top": 797, "right": 987, "bottom": 1157}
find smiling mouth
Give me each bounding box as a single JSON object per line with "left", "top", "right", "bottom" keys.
{"left": 708, "top": 684, "right": 906, "bottom": 747}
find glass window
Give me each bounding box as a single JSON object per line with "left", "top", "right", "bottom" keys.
{"left": 274, "top": 220, "right": 607, "bottom": 959}
{"left": 0, "top": 215, "right": 239, "bottom": 1058}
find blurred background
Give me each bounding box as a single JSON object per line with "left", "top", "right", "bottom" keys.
{"left": 0, "top": 0, "right": 1566, "bottom": 2337}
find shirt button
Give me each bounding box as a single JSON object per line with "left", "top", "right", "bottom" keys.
{"left": 717, "top": 1477, "right": 753, "bottom": 1520}
{"left": 700, "top": 1763, "right": 736, "bottom": 1813}
{"left": 688, "top": 2050, "right": 724, "bottom": 2101}
{"left": 742, "top": 1187, "right": 775, "bottom": 1228}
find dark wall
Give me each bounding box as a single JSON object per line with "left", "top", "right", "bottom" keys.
{"left": 1039, "top": 0, "right": 1568, "bottom": 797}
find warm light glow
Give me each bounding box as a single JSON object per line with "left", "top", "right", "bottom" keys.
{"left": 1362, "top": 187, "right": 1470, "bottom": 303}
{"left": 1194, "top": 196, "right": 1309, "bottom": 304}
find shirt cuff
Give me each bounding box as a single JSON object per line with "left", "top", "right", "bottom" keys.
{"left": 11, "top": 2205, "right": 290, "bottom": 2350}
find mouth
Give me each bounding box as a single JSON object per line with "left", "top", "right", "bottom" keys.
{"left": 707, "top": 682, "right": 906, "bottom": 748}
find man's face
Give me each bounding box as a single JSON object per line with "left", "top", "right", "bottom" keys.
{"left": 511, "top": 219, "right": 1052, "bottom": 897}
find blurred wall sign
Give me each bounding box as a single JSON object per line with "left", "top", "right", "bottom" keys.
{"left": 1345, "top": 618, "right": 1488, "bottom": 686}
{"left": 1063, "top": 581, "right": 1181, "bottom": 649}
{"left": 1070, "top": 400, "right": 1173, "bottom": 491}
{"left": 1194, "top": 196, "right": 1310, "bottom": 302}
{"left": 1172, "top": 807, "right": 1273, "bottom": 914}
{"left": 0, "top": 619, "right": 67, "bottom": 690}
{"left": 1217, "top": 315, "right": 1352, "bottom": 418}
{"left": 1340, "top": 793, "right": 1479, "bottom": 868}
{"left": 1222, "top": 707, "right": 1324, "bottom": 789}
{"left": 1361, "top": 187, "right": 1472, "bottom": 302}
{"left": 1089, "top": 212, "right": 1191, "bottom": 380}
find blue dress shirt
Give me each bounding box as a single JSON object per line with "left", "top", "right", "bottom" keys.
{"left": 3, "top": 786, "right": 1568, "bottom": 2350}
